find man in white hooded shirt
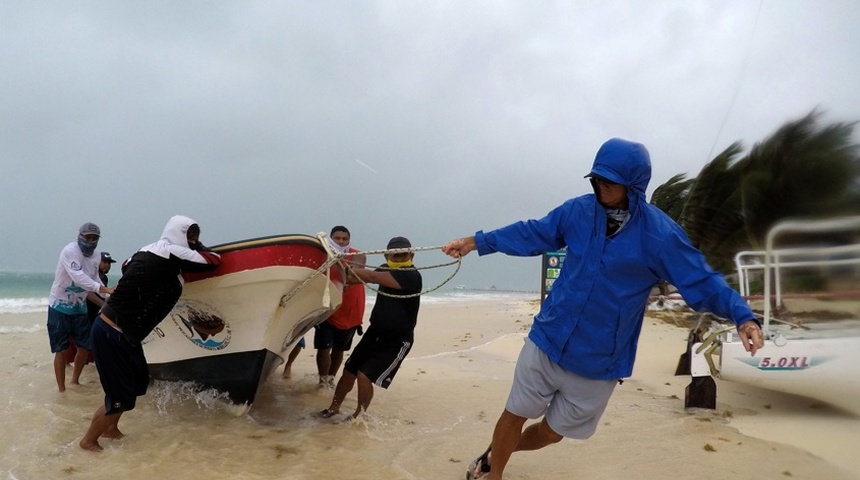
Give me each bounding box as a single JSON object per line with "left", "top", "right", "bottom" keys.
{"left": 80, "top": 215, "right": 221, "bottom": 452}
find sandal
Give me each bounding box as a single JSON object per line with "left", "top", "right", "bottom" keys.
{"left": 466, "top": 445, "right": 491, "bottom": 480}
{"left": 315, "top": 408, "right": 337, "bottom": 419}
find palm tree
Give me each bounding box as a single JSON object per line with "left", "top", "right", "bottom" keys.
{"left": 649, "top": 173, "right": 693, "bottom": 222}
{"left": 650, "top": 110, "right": 860, "bottom": 274}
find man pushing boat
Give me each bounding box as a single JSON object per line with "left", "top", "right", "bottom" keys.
{"left": 80, "top": 215, "right": 221, "bottom": 451}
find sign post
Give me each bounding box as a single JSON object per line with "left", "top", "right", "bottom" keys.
{"left": 541, "top": 248, "right": 566, "bottom": 303}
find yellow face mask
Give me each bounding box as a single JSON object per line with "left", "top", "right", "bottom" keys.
{"left": 386, "top": 259, "right": 413, "bottom": 269}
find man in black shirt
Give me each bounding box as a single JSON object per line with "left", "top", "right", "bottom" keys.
{"left": 318, "top": 236, "right": 422, "bottom": 420}
{"left": 80, "top": 216, "right": 221, "bottom": 452}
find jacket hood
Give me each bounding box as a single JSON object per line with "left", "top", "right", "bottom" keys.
{"left": 160, "top": 215, "right": 198, "bottom": 249}
{"left": 587, "top": 138, "right": 651, "bottom": 212}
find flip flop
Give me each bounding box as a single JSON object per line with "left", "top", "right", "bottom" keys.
{"left": 466, "top": 445, "right": 491, "bottom": 480}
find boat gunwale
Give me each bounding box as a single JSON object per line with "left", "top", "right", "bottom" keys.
{"left": 210, "top": 233, "right": 326, "bottom": 253}
{"left": 184, "top": 233, "right": 345, "bottom": 284}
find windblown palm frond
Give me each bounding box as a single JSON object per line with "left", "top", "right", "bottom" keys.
{"left": 649, "top": 173, "right": 693, "bottom": 221}
{"left": 738, "top": 110, "right": 860, "bottom": 244}
{"left": 680, "top": 142, "right": 745, "bottom": 269}
{"left": 649, "top": 109, "right": 860, "bottom": 275}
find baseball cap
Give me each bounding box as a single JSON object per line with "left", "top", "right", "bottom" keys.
{"left": 79, "top": 222, "right": 101, "bottom": 237}
{"left": 584, "top": 172, "right": 619, "bottom": 185}
{"left": 101, "top": 252, "right": 116, "bottom": 263}
{"left": 386, "top": 236, "right": 412, "bottom": 249}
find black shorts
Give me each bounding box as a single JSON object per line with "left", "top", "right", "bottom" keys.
{"left": 343, "top": 334, "right": 412, "bottom": 389}
{"left": 91, "top": 318, "right": 149, "bottom": 414}
{"left": 313, "top": 321, "right": 359, "bottom": 352}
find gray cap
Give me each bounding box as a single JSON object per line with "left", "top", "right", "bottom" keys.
{"left": 79, "top": 222, "right": 101, "bottom": 237}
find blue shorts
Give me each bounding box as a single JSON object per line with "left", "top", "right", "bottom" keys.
{"left": 506, "top": 337, "right": 617, "bottom": 439}
{"left": 91, "top": 317, "right": 150, "bottom": 414}
{"left": 47, "top": 307, "right": 93, "bottom": 352}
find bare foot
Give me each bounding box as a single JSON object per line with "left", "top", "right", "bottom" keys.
{"left": 79, "top": 439, "right": 103, "bottom": 452}
{"left": 101, "top": 429, "right": 125, "bottom": 440}
{"left": 282, "top": 367, "right": 291, "bottom": 379}
{"left": 70, "top": 380, "right": 81, "bottom": 386}
{"left": 58, "top": 386, "right": 66, "bottom": 393}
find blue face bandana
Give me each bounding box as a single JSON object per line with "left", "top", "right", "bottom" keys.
{"left": 78, "top": 235, "right": 98, "bottom": 257}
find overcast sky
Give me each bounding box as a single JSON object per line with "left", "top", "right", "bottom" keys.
{"left": 2, "top": 0, "right": 858, "bottom": 291}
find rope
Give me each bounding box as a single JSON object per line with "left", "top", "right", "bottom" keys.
{"left": 352, "top": 245, "right": 449, "bottom": 256}
{"left": 278, "top": 236, "right": 462, "bottom": 306}
{"left": 339, "top": 243, "right": 463, "bottom": 299}
{"left": 278, "top": 254, "right": 342, "bottom": 308}
{"left": 352, "top": 256, "right": 462, "bottom": 299}
{"left": 277, "top": 232, "right": 342, "bottom": 308}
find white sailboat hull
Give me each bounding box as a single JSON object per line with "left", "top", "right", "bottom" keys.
{"left": 718, "top": 328, "right": 860, "bottom": 415}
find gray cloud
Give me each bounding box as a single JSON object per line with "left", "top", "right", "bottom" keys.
{"left": 2, "top": 0, "right": 858, "bottom": 290}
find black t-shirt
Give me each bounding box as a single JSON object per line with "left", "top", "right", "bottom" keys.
{"left": 103, "top": 251, "right": 185, "bottom": 344}
{"left": 367, "top": 267, "right": 422, "bottom": 341}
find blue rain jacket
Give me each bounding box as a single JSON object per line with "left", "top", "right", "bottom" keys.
{"left": 475, "top": 138, "right": 756, "bottom": 380}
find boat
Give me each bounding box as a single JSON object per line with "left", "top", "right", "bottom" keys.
{"left": 140, "top": 233, "right": 345, "bottom": 408}
{"left": 683, "top": 215, "right": 860, "bottom": 415}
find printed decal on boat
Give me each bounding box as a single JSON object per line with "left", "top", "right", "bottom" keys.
{"left": 170, "top": 300, "right": 232, "bottom": 350}
{"left": 735, "top": 355, "right": 834, "bottom": 371}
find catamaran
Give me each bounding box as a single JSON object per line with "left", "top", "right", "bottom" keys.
{"left": 682, "top": 215, "right": 860, "bottom": 416}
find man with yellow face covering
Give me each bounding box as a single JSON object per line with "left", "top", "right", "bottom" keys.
{"left": 317, "top": 236, "right": 422, "bottom": 421}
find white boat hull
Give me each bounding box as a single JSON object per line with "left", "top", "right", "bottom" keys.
{"left": 718, "top": 330, "right": 860, "bottom": 415}
{"left": 684, "top": 215, "right": 860, "bottom": 415}
{"left": 141, "top": 235, "right": 344, "bottom": 406}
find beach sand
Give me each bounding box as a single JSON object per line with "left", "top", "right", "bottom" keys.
{"left": 395, "top": 299, "right": 859, "bottom": 480}
{"left": 1, "top": 297, "right": 858, "bottom": 480}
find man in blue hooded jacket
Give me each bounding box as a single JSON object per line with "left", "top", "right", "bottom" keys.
{"left": 443, "top": 138, "right": 765, "bottom": 480}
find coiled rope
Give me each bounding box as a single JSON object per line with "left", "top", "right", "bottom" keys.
{"left": 279, "top": 234, "right": 461, "bottom": 308}
{"left": 344, "top": 246, "right": 461, "bottom": 299}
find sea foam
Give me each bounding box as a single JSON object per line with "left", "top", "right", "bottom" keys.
{"left": 0, "top": 297, "right": 48, "bottom": 315}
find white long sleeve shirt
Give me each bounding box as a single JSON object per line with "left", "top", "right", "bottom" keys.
{"left": 48, "top": 242, "right": 102, "bottom": 314}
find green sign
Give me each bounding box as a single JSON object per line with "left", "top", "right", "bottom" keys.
{"left": 541, "top": 248, "right": 566, "bottom": 302}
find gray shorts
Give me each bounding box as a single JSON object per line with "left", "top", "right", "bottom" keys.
{"left": 505, "top": 337, "right": 616, "bottom": 439}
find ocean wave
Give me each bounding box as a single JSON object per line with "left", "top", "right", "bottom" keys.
{"left": 0, "top": 291, "right": 537, "bottom": 315}
{"left": 0, "top": 324, "right": 42, "bottom": 334}
{"left": 0, "top": 297, "right": 48, "bottom": 314}
{"left": 363, "top": 290, "right": 538, "bottom": 306}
